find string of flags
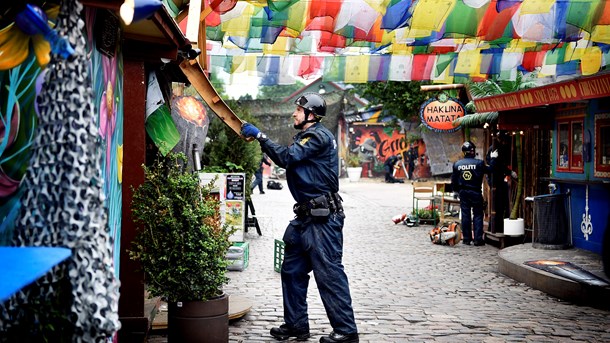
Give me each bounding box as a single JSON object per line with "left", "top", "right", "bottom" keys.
{"left": 199, "top": 0, "right": 610, "bottom": 84}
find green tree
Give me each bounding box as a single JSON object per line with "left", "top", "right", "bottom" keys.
{"left": 202, "top": 101, "right": 261, "bottom": 197}
{"left": 461, "top": 73, "right": 537, "bottom": 128}
{"left": 352, "top": 81, "right": 429, "bottom": 122}
{"left": 258, "top": 80, "right": 305, "bottom": 99}
{"left": 209, "top": 72, "right": 228, "bottom": 99}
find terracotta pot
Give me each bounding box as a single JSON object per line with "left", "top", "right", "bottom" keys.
{"left": 168, "top": 293, "right": 229, "bottom": 343}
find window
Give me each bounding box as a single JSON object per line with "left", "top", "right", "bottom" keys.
{"left": 595, "top": 114, "right": 610, "bottom": 178}
{"left": 557, "top": 118, "right": 584, "bottom": 173}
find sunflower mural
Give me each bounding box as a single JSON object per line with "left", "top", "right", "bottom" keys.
{"left": 0, "top": 4, "right": 123, "bottom": 268}
{"left": 0, "top": 4, "right": 58, "bottom": 70}
{"left": 0, "top": 2, "right": 61, "bottom": 244}
{"left": 0, "top": 1, "right": 123, "bottom": 275}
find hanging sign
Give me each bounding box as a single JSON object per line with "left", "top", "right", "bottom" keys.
{"left": 474, "top": 73, "right": 610, "bottom": 112}
{"left": 419, "top": 94, "right": 464, "bottom": 132}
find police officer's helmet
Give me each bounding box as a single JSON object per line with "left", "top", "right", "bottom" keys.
{"left": 462, "top": 141, "right": 476, "bottom": 157}
{"left": 295, "top": 93, "right": 326, "bottom": 118}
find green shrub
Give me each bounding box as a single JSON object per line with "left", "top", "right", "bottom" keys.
{"left": 130, "top": 152, "right": 234, "bottom": 302}
{"left": 412, "top": 208, "right": 439, "bottom": 220}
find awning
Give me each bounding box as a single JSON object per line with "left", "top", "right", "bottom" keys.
{"left": 474, "top": 73, "right": 610, "bottom": 113}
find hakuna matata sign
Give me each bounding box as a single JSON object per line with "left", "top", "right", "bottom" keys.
{"left": 419, "top": 94, "right": 464, "bottom": 133}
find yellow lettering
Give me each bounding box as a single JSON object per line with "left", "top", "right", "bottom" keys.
{"left": 548, "top": 87, "right": 559, "bottom": 102}
{"left": 581, "top": 82, "right": 591, "bottom": 96}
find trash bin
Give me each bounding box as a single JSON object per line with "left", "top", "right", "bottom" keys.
{"left": 533, "top": 193, "right": 571, "bottom": 249}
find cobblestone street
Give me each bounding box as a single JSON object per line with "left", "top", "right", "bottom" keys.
{"left": 149, "top": 178, "right": 610, "bottom": 342}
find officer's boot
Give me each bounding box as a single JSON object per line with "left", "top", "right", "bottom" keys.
{"left": 319, "top": 331, "right": 359, "bottom": 343}
{"left": 270, "top": 324, "right": 310, "bottom": 341}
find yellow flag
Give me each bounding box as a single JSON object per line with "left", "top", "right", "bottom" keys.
{"left": 221, "top": 5, "right": 253, "bottom": 37}
{"left": 389, "top": 43, "right": 413, "bottom": 55}
{"left": 591, "top": 25, "right": 610, "bottom": 44}
{"left": 231, "top": 55, "right": 258, "bottom": 74}
{"left": 345, "top": 55, "right": 370, "bottom": 83}
{"left": 454, "top": 49, "right": 481, "bottom": 75}
{"left": 264, "top": 37, "right": 291, "bottom": 55}
{"left": 362, "top": 0, "right": 391, "bottom": 15}
{"left": 520, "top": 0, "right": 555, "bottom": 15}
{"left": 411, "top": 0, "right": 456, "bottom": 31}
{"left": 564, "top": 43, "right": 584, "bottom": 62}
{"left": 581, "top": 47, "right": 602, "bottom": 76}
{"left": 507, "top": 39, "right": 537, "bottom": 50}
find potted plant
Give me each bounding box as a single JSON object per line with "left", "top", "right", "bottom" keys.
{"left": 129, "top": 151, "right": 234, "bottom": 343}
{"left": 346, "top": 153, "right": 363, "bottom": 182}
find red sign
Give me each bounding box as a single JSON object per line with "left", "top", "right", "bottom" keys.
{"left": 474, "top": 73, "right": 610, "bottom": 112}
{"left": 419, "top": 95, "right": 464, "bottom": 132}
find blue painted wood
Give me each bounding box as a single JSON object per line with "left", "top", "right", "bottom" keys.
{"left": 0, "top": 247, "right": 70, "bottom": 302}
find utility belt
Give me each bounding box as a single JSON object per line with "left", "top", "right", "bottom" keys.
{"left": 459, "top": 185, "right": 482, "bottom": 192}
{"left": 293, "top": 193, "right": 343, "bottom": 218}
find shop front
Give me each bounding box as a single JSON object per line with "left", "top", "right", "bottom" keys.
{"left": 475, "top": 73, "right": 610, "bottom": 255}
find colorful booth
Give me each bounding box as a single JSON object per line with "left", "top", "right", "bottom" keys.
{"left": 475, "top": 73, "right": 610, "bottom": 255}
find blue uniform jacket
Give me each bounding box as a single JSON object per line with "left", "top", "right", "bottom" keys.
{"left": 259, "top": 123, "right": 339, "bottom": 203}
{"left": 451, "top": 157, "right": 494, "bottom": 193}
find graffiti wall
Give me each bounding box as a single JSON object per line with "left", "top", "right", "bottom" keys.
{"left": 348, "top": 124, "right": 431, "bottom": 180}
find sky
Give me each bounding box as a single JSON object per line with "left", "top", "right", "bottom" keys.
{"left": 224, "top": 73, "right": 261, "bottom": 99}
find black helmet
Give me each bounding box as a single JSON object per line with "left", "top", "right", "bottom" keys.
{"left": 462, "top": 141, "right": 476, "bottom": 157}
{"left": 295, "top": 93, "right": 326, "bottom": 118}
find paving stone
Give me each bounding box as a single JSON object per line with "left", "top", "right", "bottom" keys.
{"left": 147, "top": 179, "right": 610, "bottom": 342}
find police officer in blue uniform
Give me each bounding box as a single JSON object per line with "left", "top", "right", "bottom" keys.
{"left": 451, "top": 141, "right": 497, "bottom": 246}
{"left": 241, "top": 93, "right": 359, "bottom": 343}
{"left": 383, "top": 154, "right": 404, "bottom": 183}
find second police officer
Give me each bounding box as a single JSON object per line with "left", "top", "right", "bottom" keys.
{"left": 451, "top": 141, "right": 497, "bottom": 246}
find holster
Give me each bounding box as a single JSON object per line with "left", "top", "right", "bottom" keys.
{"left": 293, "top": 193, "right": 343, "bottom": 218}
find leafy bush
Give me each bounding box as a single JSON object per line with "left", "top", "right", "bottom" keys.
{"left": 346, "top": 153, "right": 361, "bottom": 167}
{"left": 130, "top": 152, "right": 233, "bottom": 302}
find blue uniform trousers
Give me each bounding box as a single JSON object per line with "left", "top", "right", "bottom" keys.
{"left": 281, "top": 213, "right": 357, "bottom": 335}
{"left": 459, "top": 189, "right": 484, "bottom": 243}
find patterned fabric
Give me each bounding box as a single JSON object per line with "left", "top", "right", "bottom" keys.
{"left": 0, "top": 0, "right": 121, "bottom": 341}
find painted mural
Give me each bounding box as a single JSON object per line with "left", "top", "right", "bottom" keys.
{"left": 0, "top": 54, "right": 41, "bottom": 245}
{"left": 0, "top": 8, "right": 123, "bottom": 274}
{"left": 86, "top": 9, "right": 123, "bottom": 273}
{"left": 349, "top": 124, "right": 431, "bottom": 180}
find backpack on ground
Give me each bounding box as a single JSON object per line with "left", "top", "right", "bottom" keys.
{"left": 267, "top": 180, "right": 283, "bottom": 190}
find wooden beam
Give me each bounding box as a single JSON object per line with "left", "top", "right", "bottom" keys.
{"left": 119, "top": 60, "right": 147, "bottom": 327}
{"left": 420, "top": 84, "right": 464, "bottom": 92}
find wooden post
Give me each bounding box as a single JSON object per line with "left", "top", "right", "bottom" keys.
{"left": 119, "top": 60, "right": 149, "bottom": 342}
